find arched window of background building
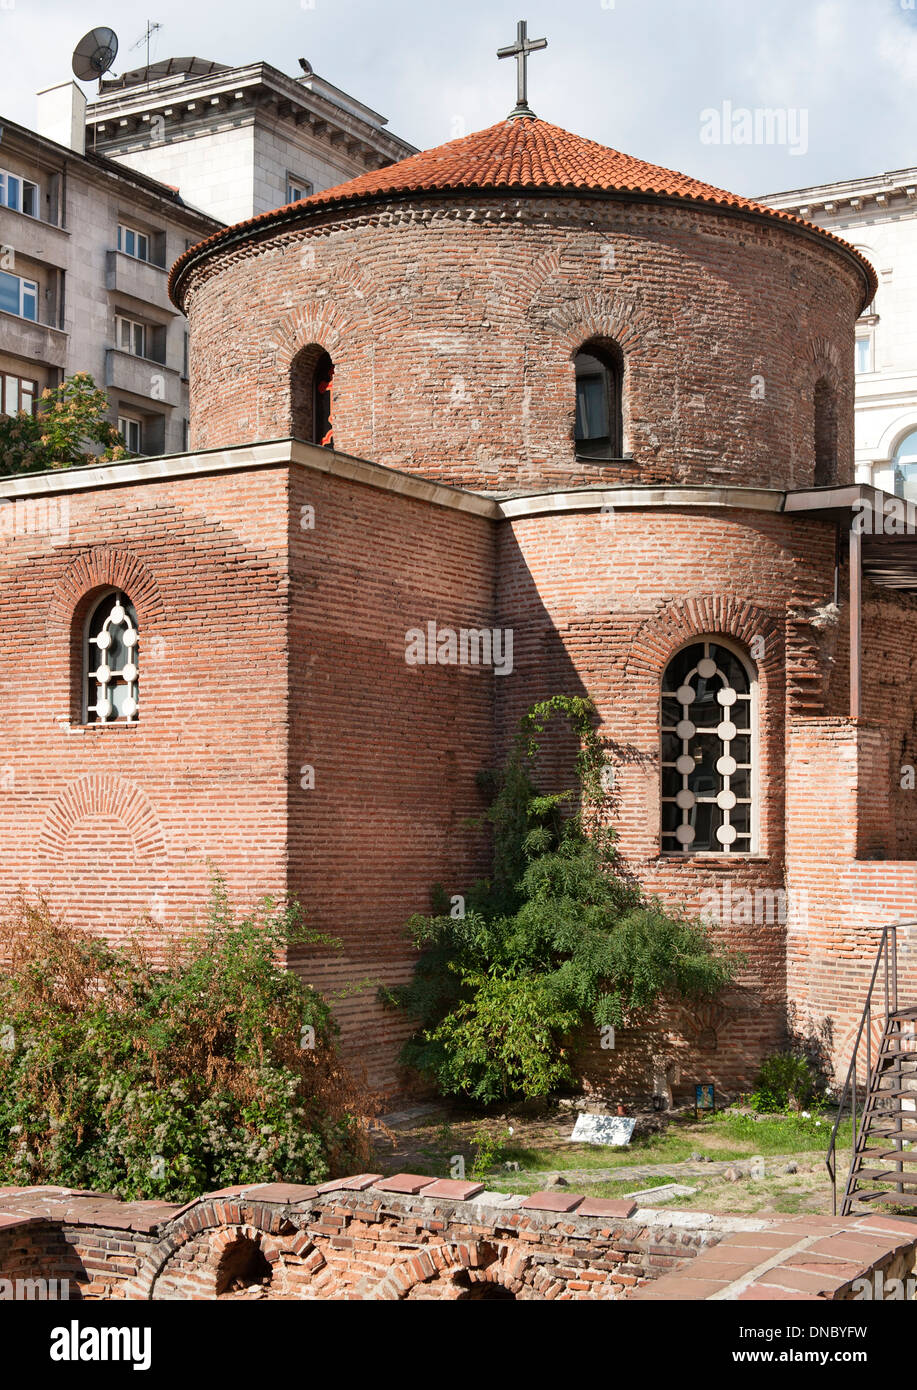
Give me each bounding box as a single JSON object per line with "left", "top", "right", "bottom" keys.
{"left": 290, "top": 344, "right": 334, "bottom": 448}
{"left": 893, "top": 428, "right": 917, "bottom": 503}
{"left": 813, "top": 378, "right": 838, "bottom": 486}
{"left": 84, "top": 590, "right": 139, "bottom": 724}
{"left": 573, "top": 340, "right": 623, "bottom": 458}
{"left": 660, "top": 639, "right": 756, "bottom": 855}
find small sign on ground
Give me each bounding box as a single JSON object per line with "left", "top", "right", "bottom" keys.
{"left": 568, "top": 1113, "right": 636, "bottom": 1146}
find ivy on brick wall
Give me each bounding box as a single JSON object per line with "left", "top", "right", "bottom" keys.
{"left": 383, "top": 696, "right": 741, "bottom": 1103}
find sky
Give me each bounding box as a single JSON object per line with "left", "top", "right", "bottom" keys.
{"left": 2, "top": 0, "right": 917, "bottom": 197}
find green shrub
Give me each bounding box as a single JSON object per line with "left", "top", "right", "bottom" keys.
{"left": 747, "top": 1052, "right": 822, "bottom": 1113}
{"left": 0, "top": 877, "right": 371, "bottom": 1199}
{"left": 384, "top": 695, "right": 741, "bottom": 1103}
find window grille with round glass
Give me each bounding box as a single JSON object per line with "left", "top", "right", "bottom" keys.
{"left": 660, "top": 640, "right": 754, "bottom": 854}
{"left": 85, "top": 591, "right": 139, "bottom": 724}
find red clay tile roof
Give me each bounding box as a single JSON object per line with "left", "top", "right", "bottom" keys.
{"left": 169, "top": 116, "right": 877, "bottom": 306}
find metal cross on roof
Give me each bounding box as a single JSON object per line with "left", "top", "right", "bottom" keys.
{"left": 497, "top": 19, "right": 548, "bottom": 120}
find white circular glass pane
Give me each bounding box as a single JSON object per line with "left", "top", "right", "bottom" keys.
{"left": 675, "top": 754, "right": 695, "bottom": 775}
{"left": 716, "top": 823, "right": 737, "bottom": 846}
{"left": 717, "top": 687, "right": 736, "bottom": 706}
{"left": 95, "top": 665, "right": 111, "bottom": 685}
{"left": 676, "top": 685, "right": 695, "bottom": 705}
{"left": 676, "top": 719, "right": 696, "bottom": 741}
{"left": 697, "top": 657, "right": 717, "bottom": 679}
{"left": 123, "top": 628, "right": 137, "bottom": 648}
{"left": 716, "top": 788, "right": 737, "bottom": 810}
{"left": 96, "top": 631, "right": 111, "bottom": 651}
{"left": 110, "top": 603, "right": 125, "bottom": 624}
{"left": 717, "top": 720, "right": 737, "bottom": 742}
{"left": 122, "top": 663, "right": 138, "bottom": 682}
{"left": 675, "top": 823, "right": 696, "bottom": 845}
{"left": 675, "top": 789, "right": 696, "bottom": 810}
{"left": 95, "top": 699, "right": 111, "bottom": 718}
{"left": 717, "top": 754, "right": 737, "bottom": 777}
{"left": 122, "top": 697, "right": 137, "bottom": 718}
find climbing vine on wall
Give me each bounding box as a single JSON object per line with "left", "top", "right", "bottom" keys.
{"left": 383, "top": 695, "right": 741, "bottom": 1103}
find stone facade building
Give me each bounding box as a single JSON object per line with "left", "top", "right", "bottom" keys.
{"left": 0, "top": 83, "right": 219, "bottom": 455}
{"left": 1, "top": 108, "right": 915, "bottom": 1099}
{"left": 85, "top": 56, "right": 417, "bottom": 226}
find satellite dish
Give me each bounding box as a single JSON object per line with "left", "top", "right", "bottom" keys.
{"left": 72, "top": 26, "right": 119, "bottom": 83}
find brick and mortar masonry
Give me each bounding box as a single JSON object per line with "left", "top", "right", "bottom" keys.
{"left": 0, "top": 1179, "right": 913, "bottom": 1301}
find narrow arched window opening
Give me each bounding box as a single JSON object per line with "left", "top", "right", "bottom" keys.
{"left": 84, "top": 590, "right": 139, "bottom": 724}
{"left": 814, "top": 378, "right": 838, "bottom": 486}
{"left": 574, "top": 340, "right": 623, "bottom": 459}
{"left": 290, "top": 344, "right": 334, "bottom": 448}
{"left": 660, "top": 639, "right": 756, "bottom": 855}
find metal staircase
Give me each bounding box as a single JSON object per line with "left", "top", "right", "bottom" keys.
{"left": 826, "top": 923, "right": 917, "bottom": 1216}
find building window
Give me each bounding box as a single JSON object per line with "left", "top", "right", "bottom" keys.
{"left": 0, "top": 169, "right": 38, "bottom": 217}
{"left": 0, "top": 270, "right": 38, "bottom": 321}
{"left": 855, "top": 335, "right": 872, "bottom": 375}
{"left": 287, "top": 175, "right": 313, "bottom": 204}
{"left": 574, "top": 341, "right": 623, "bottom": 458}
{"left": 290, "top": 344, "right": 334, "bottom": 446}
{"left": 661, "top": 639, "right": 756, "bottom": 855}
{"left": 116, "top": 313, "right": 147, "bottom": 358}
{"left": 117, "top": 223, "right": 151, "bottom": 262}
{"left": 0, "top": 373, "right": 38, "bottom": 416}
{"left": 84, "top": 591, "right": 139, "bottom": 725}
{"left": 118, "top": 415, "right": 143, "bottom": 453}
{"left": 813, "top": 378, "right": 838, "bottom": 486}
{"left": 893, "top": 429, "right": 917, "bottom": 504}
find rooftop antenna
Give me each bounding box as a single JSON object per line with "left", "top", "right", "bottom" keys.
{"left": 71, "top": 26, "right": 120, "bottom": 92}
{"left": 131, "top": 19, "right": 162, "bottom": 73}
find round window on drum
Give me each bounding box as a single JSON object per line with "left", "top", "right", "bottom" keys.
{"left": 84, "top": 590, "right": 139, "bottom": 724}
{"left": 660, "top": 639, "right": 756, "bottom": 854}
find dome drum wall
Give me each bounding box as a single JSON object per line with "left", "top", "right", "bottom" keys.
{"left": 180, "top": 192, "right": 862, "bottom": 494}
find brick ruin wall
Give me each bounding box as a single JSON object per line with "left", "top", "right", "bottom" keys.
{"left": 1, "top": 1179, "right": 913, "bottom": 1302}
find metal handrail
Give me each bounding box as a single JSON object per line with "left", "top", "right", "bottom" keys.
{"left": 825, "top": 921, "right": 911, "bottom": 1215}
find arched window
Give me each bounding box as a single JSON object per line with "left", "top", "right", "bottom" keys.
{"left": 661, "top": 639, "right": 756, "bottom": 854}
{"left": 893, "top": 429, "right": 917, "bottom": 503}
{"left": 813, "top": 378, "right": 838, "bottom": 486}
{"left": 573, "top": 340, "right": 623, "bottom": 459}
{"left": 290, "top": 344, "right": 334, "bottom": 448}
{"left": 84, "top": 590, "right": 139, "bottom": 724}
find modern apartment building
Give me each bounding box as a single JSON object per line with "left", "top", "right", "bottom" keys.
{"left": 85, "top": 56, "right": 417, "bottom": 225}
{"left": 0, "top": 55, "right": 415, "bottom": 454}
{"left": 766, "top": 168, "right": 917, "bottom": 499}
{"left": 0, "top": 82, "right": 220, "bottom": 455}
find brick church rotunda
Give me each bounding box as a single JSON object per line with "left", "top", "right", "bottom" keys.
{"left": 2, "top": 35, "right": 915, "bottom": 1101}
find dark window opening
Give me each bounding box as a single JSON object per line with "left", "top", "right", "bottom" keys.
{"left": 574, "top": 342, "right": 623, "bottom": 459}
{"left": 291, "top": 344, "right": 334, "bottom": 448}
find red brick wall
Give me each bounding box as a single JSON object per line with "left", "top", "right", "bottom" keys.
{"left": 179, "top": 194, "right": 860, "bottom": 494}
{"left": 285, "top": 466, "right": 495, "bottom": 1090}
{"left": 0, "top": 468, "right": 292, "bottom": 942}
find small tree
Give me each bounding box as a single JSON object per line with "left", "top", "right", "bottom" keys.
{"left": 0, "top": 372, "right": 128, "bottom": 476}
{"left": 384, "top": 696, "right": 742, "bottom": 1102}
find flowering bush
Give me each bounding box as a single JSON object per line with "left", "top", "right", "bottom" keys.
{"left": 0, "top": 878, "right": 372, "bottom": 1199}
{"left": 0, "top": 372, "right": 128, "bottom": 476}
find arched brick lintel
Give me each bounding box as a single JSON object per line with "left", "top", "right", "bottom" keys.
{"left": 46, "top": 547, "right": 164, "bottom": 638}
{"left": 36, "top": 775, "right": 167, "bottom": 864}
{"left": 624, "top": 596, "right": 784, "bottom": 685}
